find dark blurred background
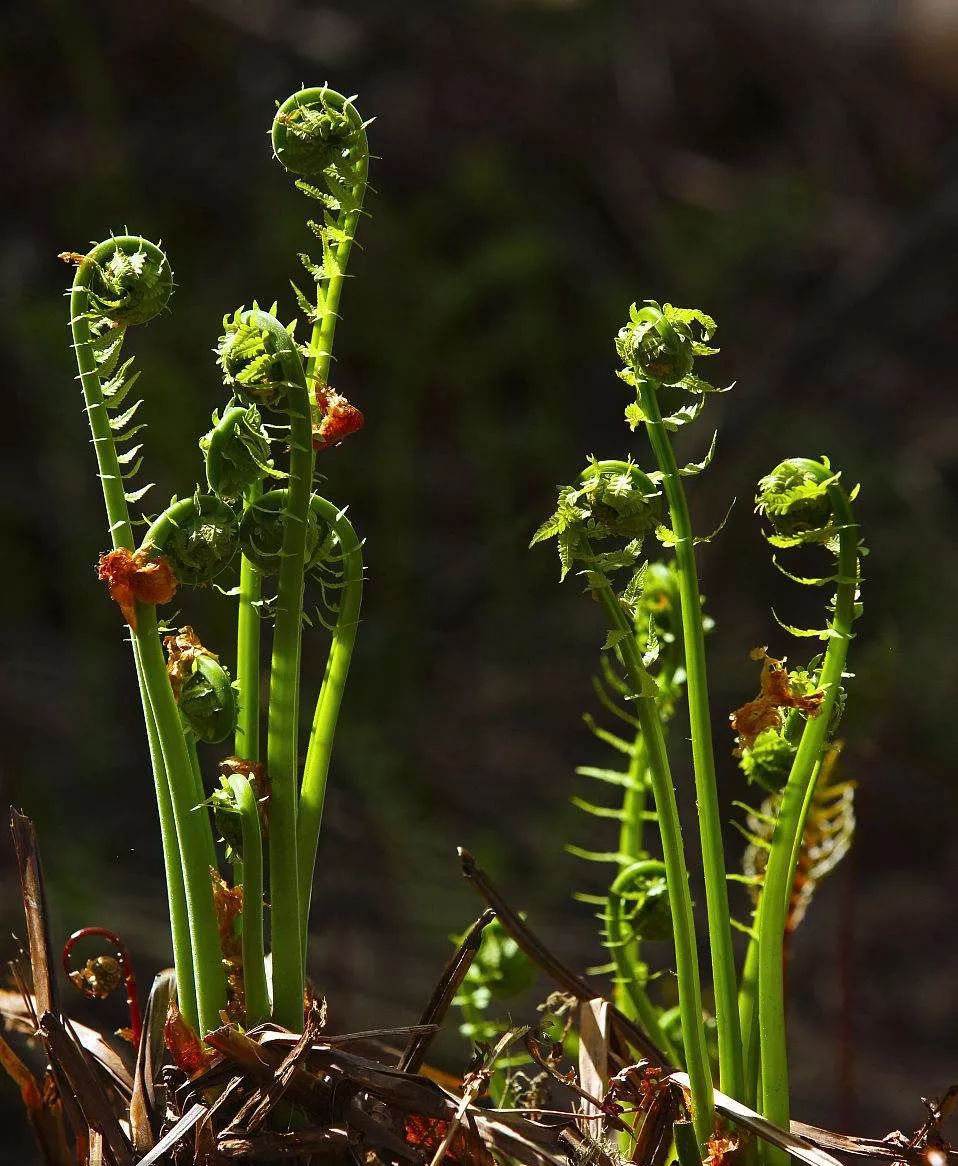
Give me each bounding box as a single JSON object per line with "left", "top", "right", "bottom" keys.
{"left": 2, "top": 0, "right": 957, "bottom": 1159}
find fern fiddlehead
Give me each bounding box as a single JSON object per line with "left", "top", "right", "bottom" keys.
{"left": 617, "top": 301, "right": 744, "bottom": 1103}
{"left": 533, "top": 458, "right": 714, "bottom": 1148}
{"left": 67, "top": 237, "right": 227, "bottom": 1037}
{"left": 747, "top": 458, "right": 864, "bottom": 1160}
{"left": 271, "top": 86, "right": 370, "bottom": 383}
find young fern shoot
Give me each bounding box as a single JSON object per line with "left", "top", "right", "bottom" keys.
{"left": 616, "top": 302, "right": 743, "bottom": 1102}
{"left": 63, "top": 84, "right": 372, "bottom": 1049}
{"left": 532, "top": 458, "right": 715, "bottom": 1148}
{"left": 748, "top": 459, "right": 864, "bottom": 1161}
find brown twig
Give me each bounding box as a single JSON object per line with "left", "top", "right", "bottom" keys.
{"left": 399, "top": 907, "right": 496, "bottom": 1073}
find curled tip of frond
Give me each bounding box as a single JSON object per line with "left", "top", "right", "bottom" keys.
{"left": 69, "top": 236, "right": 174, "bottom": 327}
{"left": 531, "top": 464, "right": 662, "bottom": 584}
{"left": 164, "top": 626, "right": 238, "bottom": 744}
{"left": 142, "top": 492, "right": 239, "bottom": 588}
{"left": 609, "top": 862, "right": 673, "bottom": 943}
{"left": 615, "top": 300, "right": 721, "bottom": 390}
{"left": 238, "top": 489, "right": 337, "bottom": 577}
{"left": 200, "top": 403, "right": 275, "bottom": 502}
{"left": 271, "top": 86, "right": 369, "bottom": 180}
{"left": 755, "top": 456, "right": 843, "bottom": 546}
{"left": 216, "top": 308, "right": 292, "bottom": 408}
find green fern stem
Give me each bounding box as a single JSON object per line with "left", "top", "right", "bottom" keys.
{"left": 236, "top": 483, "right": 264, "bottom": 761}
{"left": 251, "top": 309, "right": 315, "bottom": 1029}
{"left": 738, "top": 916, "right": 761, "bottom": 1111}
{"left": 133, "top": 605, "right": 228, "bottom": 1035}
{"left": 228, "top": 774, "right": 270, "bottom": 1026}
{"left": 296, "top": 498, "right": 364, "bottom": 934}
{"left": 590, "top": 573, "right": 712, "bottom": 1151}
{"left": 618, "top": 735, "right": 648, "bottom": 866}
{"left": 133, "top": 643, "right": 198, "bottom": 1031}
{"left": 756, "top": 484, "right": 860, "bottom": 1162}
{"left": 306, "top": 208, "right": 364, "bottom": 385}
{"left": 606, "top": 860, "right": 681, "bottom": 1064}
{"left": 636, "top": 377, "right": 744, "bottom": 1101}
{"left": 70, "top": 238, "right": 224, "bottom": 1034}
{"left": 614, "top": 736, "right": 649, "bottom": 1016}
{"left": 186, "top": 735, "right": 219, "bottom": 875}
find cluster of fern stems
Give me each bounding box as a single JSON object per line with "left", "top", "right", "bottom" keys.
{"left": 531, "top": 304, "right": 863, "bottom": 1162}
{"left": 66, "top": 87, "right": 370, "bottom": 1044}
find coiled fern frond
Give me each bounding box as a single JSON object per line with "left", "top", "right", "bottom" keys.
{"left": 271, "top": 86, "right": 371, "bottom": 382}
{"left": 64, "top": 236, "right": 175, "bottom": 528}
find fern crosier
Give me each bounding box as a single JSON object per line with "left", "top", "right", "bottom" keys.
{"left": 142, "top": 493, "right": 239, "bottom": 587}
{"left": 201, "top": 403, "right": 274, "bottom": 503}
{"left": 66, "top": 236, "right": 227, "bottom": 1037}
{"left": 271, "top": 87, "right": 370, "bottom": 382}
{"left": 216, "top": 307, "right": 294, "bottom": 408}
{"left": 745, "top": 456, "right": 864, "bottom": 1152}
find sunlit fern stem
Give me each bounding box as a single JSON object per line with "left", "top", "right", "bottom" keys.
{"left": 590, "top": 571, "right": 712, "bottom": 1151}
{"left": 236, "top": 481, "right": 264, "bottom": 761}
{"left": 614, "top": 736, "right": 648, "bottom": 1017}
{"left": 618, "top": 736, "right": 648, "bottom": 866}
{"left": 757, "top": 484, "right": 860, "bottom": 1166}
{"left": 306, "top": 206, "right": 364, "bottom": 385}
{"left": 228, "top": 774, "right": 270, "bottom": 1026}
{"left": 186, "top": 736, "right": 219, "bottom": 875}
{"left": 134, "top": 608, "right": 228, "bottom": 1035}
{"left": 636, "top": 377, "right": 744, "bottom": 1102}
{"left": 606, "top": 860, "right": 681, "bottom": 1065}
{"left": 253, "top": 310, "right": 314, "bottom": 1029}
{"left": 297, "top": 500, "right": 364, "bottom": 940}
{"left": 738, "top": 704, "right": 801, "bottom": 1112}
{"left": 738, "top": 916, "right": 761, "bottom": 1111}
{"left": 70, "top": 240, "right": 225, "bottom": 1035}
{"left": 133, "top": 643, "right": 197, "bottom": 1031}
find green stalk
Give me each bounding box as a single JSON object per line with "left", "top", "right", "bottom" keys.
{"left": 738, "top": 924, "right": 761, "bottom": 1111}
{"left": 134, "top": 608, "right": 228, "bottom": 1035}
{"left": 228, "top": 774, "right": 270, "bottom": 1025}
{"left": 252, "top": 310, "right": 314, "bottom": 1029}
{"left": 591, "top": 575, "right": 712, "bottom": 1150}
{"left": 306, "top": 207, "right": 363, "bottom": 385}
{"left": 133, "top": 643, "right": 198, "bottom": 1031}
{"left": 618, "top": 735, "right": 648, "bottom": 866}
{"left": 606, "top": 860, "right": 681, "bottom": 1065}
{"left": 297, "top": 500, "right": 363, "bottom": 932}
{"left": 614, "top": 735, "right": 648, "bottom": 1019}
{"left": 186, "top": 736, "right": 218, "bottom": 875}
{"left": 236, "top": 482, "right": 263, "bottom": 761}
{"left": 757, "top": 486, "right": 859, "bottom": 1163}
{"left": 637, "top": 378, "right": 744, "bottom": 1101}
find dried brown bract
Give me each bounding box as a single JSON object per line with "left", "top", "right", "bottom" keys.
{"left": 97, "top": 547, "right": 178, "bottom": 630}
{"left": 730, "top": 647, "right": 825, "bottom": 753}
